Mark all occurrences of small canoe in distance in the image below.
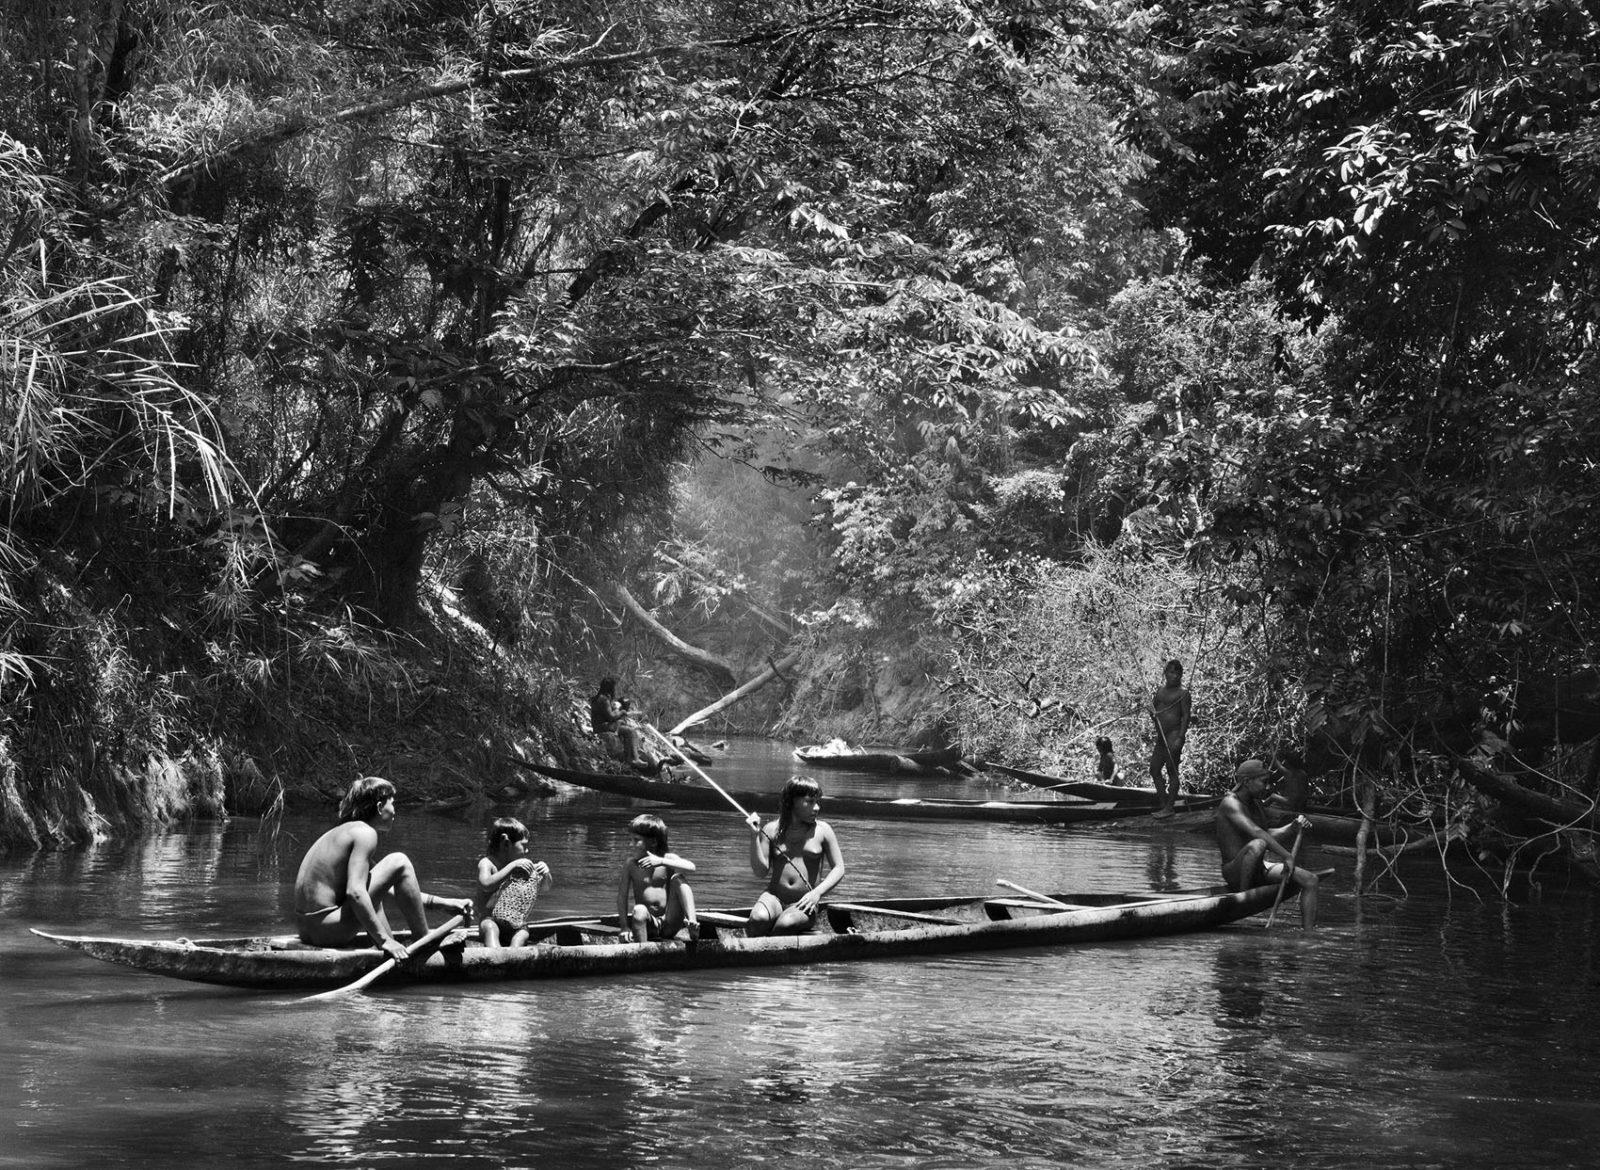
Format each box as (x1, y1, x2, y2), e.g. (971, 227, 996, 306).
(794, 743, 972, 775)
(515, 762, 1214, 824)
(31, 883, 1299, 991)
(980, 761, 1221, 810)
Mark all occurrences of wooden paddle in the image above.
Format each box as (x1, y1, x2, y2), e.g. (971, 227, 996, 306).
(995, 879, 1077, 911)
(300, 914, 465, 1003)
(1265, 827, 1307, 929)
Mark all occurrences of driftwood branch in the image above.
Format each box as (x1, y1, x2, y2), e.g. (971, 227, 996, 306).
(614, 584, 739, 690)
(669, 647, 803, 736)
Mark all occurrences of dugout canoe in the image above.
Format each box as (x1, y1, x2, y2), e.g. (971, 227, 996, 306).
(980, 761, 1221, 809)
(31, 883, 1296, 991)
(793, 743, 972, 775)
(516, 762, 1213, 824)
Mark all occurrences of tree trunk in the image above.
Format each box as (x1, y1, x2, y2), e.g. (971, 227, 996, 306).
(614, 584, 739, 690)
(669, 648, 802, 736)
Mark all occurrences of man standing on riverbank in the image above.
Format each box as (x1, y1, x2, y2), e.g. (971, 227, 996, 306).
(1216, 759, 1318, 929)
(1148, 659, 1192, 817)
(294, 776, 473, 959)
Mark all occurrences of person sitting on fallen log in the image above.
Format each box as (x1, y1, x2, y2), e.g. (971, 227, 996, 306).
(1216, 759, 1319, 929)
(294, 776, 473, 958)
(589, 676, 645, 766)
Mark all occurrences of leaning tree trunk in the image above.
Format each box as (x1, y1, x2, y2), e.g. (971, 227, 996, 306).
(614, 584, 739, 690)
(669, 648, 802, 736)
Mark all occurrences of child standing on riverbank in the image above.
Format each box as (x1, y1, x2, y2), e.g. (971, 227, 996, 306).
(475, 818, 553, 947)
(617, 814, 699, 942)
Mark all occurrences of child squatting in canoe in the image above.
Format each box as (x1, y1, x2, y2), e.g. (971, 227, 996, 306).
(617, 813, 700, 942)
(475, 817, 553, 947)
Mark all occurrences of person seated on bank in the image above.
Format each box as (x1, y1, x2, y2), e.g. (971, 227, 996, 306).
(294, 776, 473, 959)
(1095, 736, 1124, 786)
(617, 813, 699, 942)
(590, 676, 646, 766)
(1216, 758, 1319, 929)
(744, 775, 846, 936)
(475, 817, 553, 948)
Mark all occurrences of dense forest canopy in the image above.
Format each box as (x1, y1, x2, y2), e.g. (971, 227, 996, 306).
(2, 0, 1598, 871)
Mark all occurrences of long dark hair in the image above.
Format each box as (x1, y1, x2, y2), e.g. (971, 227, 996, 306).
(339, 776, 395, 823)
(776, 775, 822, 839)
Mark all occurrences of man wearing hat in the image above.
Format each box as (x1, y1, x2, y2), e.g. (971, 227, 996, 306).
(1216, 758, 1319, 928)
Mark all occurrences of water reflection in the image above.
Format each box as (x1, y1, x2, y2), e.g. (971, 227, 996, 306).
(1145, 836, 1180, 892)
(8, 739, 1600, 1167)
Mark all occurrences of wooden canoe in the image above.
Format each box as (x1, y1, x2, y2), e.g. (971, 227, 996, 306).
(793, 744, 971, 775)
(517, 762, 1215, 824)
(980, 761, 1221, 809)
(31, 883, 1295, 990)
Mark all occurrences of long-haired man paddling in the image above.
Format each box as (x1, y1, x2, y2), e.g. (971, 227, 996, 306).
(294, 776, 473, 960)
(1216, 759, 1318, 929)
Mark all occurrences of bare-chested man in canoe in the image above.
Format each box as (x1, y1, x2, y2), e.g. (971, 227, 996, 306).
(294, 776, 473, 960)
(1216, 759, 1319, 929)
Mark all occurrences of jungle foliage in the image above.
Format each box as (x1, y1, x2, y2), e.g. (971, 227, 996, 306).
(2, 0, 1598, 864)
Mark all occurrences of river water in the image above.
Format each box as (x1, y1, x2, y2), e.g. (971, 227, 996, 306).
(4, 737, 1599, 1168)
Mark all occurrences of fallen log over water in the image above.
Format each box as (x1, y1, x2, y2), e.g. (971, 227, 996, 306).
(1456, 753, 1600, 830)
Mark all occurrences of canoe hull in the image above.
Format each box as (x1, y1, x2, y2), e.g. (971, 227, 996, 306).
(33, 885, 1287, 991)
(519, 762, 1210, 824)
(980, 761, 1222, 808)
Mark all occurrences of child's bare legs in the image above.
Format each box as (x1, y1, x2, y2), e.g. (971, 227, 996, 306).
(627, 903, 654, 942)
(507, 926, 531, 947)
(661, 876, 698, 939)
(479, 918, 504, 948)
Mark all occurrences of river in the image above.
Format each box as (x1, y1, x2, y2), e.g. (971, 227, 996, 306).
(3, 737, 1599, 1168)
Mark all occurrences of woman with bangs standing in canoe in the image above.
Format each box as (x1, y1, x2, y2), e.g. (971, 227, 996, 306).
(744, 775, 846, 936)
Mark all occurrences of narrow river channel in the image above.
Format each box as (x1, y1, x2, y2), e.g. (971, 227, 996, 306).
(4, 738, 1599, 1168)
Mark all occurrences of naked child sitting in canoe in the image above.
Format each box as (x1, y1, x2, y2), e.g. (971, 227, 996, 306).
(294, 776, 473, 960)
(744, 775, 846, 936)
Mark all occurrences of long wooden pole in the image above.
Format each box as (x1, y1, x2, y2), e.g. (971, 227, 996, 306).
(640, 722, 754, 819)
(640, 722, 811, 891)
(299, 914, 465, 1003)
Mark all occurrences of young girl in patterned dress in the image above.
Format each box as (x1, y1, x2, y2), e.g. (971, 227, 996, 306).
(475, 818, 553, 947)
